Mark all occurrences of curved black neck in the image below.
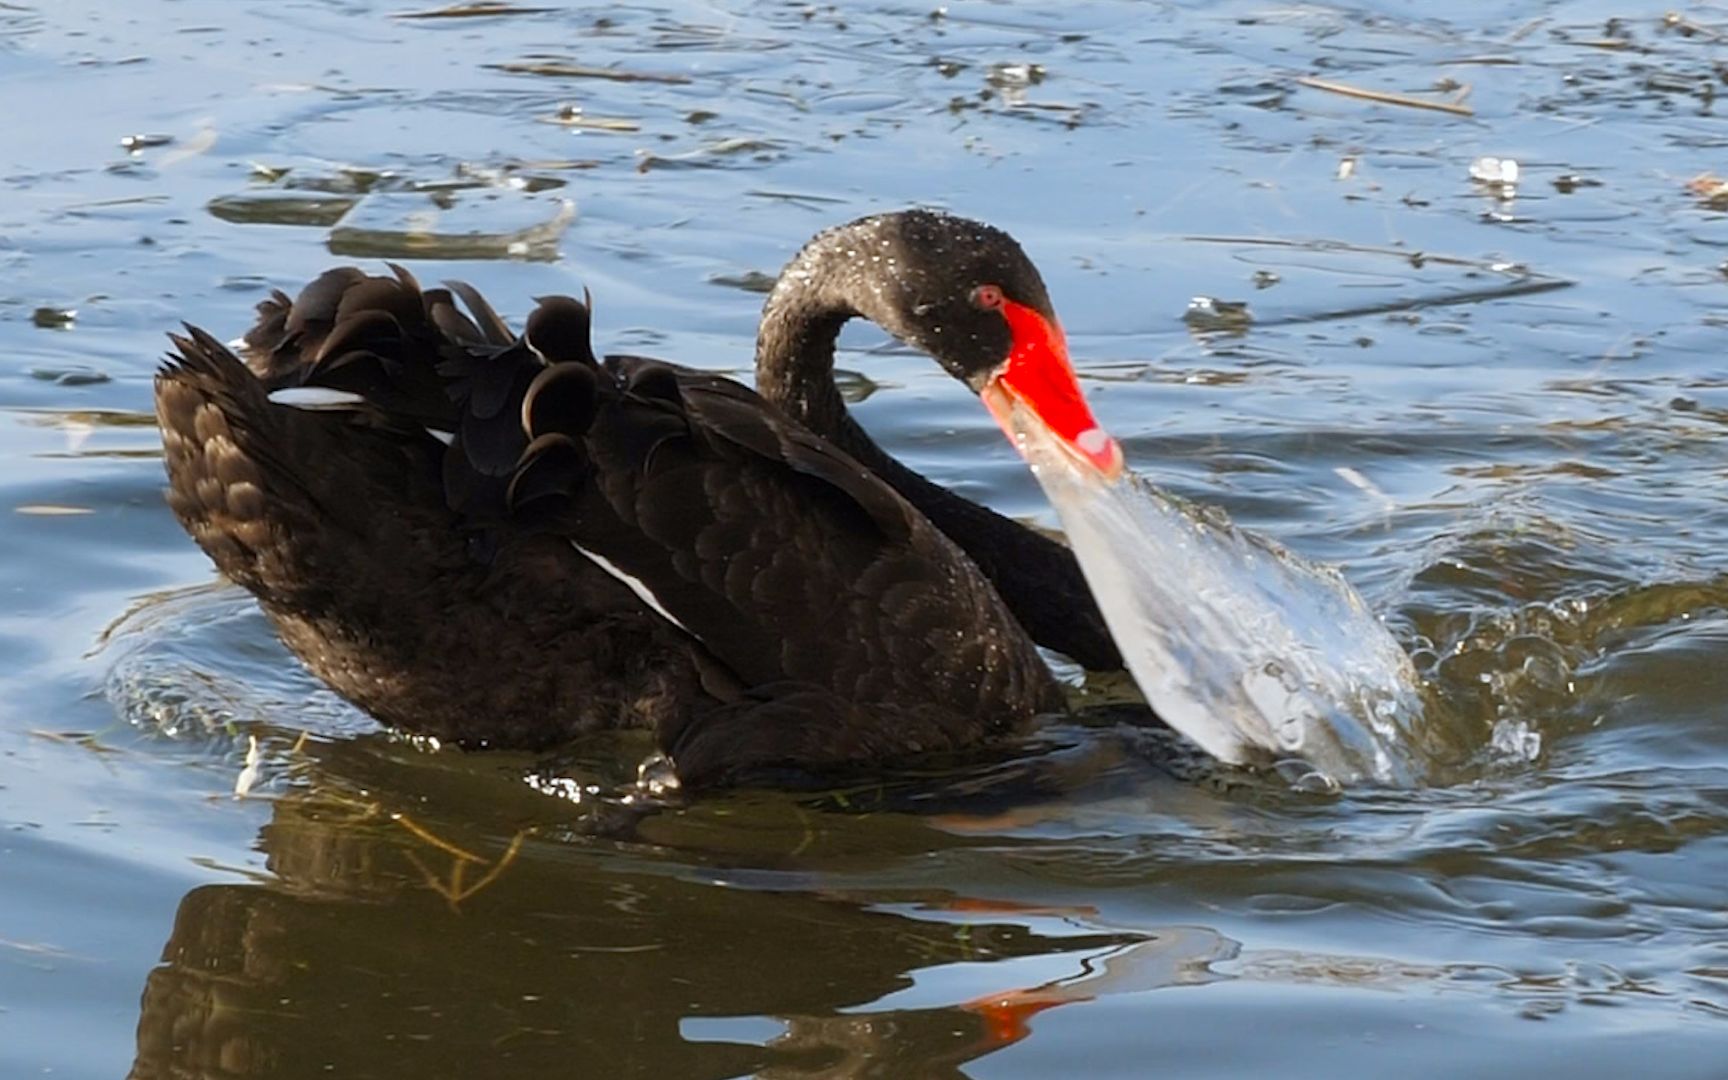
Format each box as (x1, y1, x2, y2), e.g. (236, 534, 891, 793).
(754, 281, 1122, 673)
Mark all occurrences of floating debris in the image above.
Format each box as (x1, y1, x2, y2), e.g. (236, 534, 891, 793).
(487, 58, 692, 85)
(28, 364, 109, 386)
(233, 735, 263, 798)
(16, 504, 95, 516)
(119, 133, 172, 152)
(209, 160, 586, 230)
(1469, 157, 1520, 204)
(985, 62, 1046, 90)
(500, 158, 600, 172)
(1687, 172, 1728, 207)
(745, 188, 848, 210)
(1334, 466, 1394, 520)
(1296, 75, 1474, 117)
(306, 166, 396, 194)
(1663, 11, 1728, 42)
(327, 190, 575, 260)
(1001, 99, 1089, 127)
(31, 306, 76, 329)
(979, 61, 1082, 123)
(1551, 173, 1600, 193)
(157, 124, 219, 168)
(57, 194, 170, 214)
(1178, 236, 1572, 326)
(208, 191, 360, 227)
(396, 1, 557, 17)
(27, 728, 117, 751)
(647, 23, 787, 54)
(707, 270, 777, 294)
(539, 104, 641, 132)
(1469, 156, 1521, 187)
(1336, 155, 1358, 181)
(448, 162, 568, 192)
(1566, 36, 1641, 51)
(1183, 296, 1253, 332)
(635, 137, 781, 172)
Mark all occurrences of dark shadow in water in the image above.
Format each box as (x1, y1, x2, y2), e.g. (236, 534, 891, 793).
(125, 787, 1232, 1080)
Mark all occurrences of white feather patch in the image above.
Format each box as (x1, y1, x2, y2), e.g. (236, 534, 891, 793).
(572, 543, 691, 634)
(268, 387, 368, 408)
(266, 388, 453, 446)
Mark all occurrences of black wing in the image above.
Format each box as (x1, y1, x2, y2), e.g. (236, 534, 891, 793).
(157, 268, 1060, 784)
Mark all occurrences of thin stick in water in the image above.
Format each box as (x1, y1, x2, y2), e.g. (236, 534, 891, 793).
(1296, 76, 1475, 117)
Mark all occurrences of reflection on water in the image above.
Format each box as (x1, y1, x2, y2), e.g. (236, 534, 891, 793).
(118, 716, 1728, 1078)
(4, 0, 1728, 1076)
(103, 583, 1728, 1077)
(128, 789, 1154, 1079)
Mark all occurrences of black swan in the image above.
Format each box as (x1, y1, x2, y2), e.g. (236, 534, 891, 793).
(154, 210, 1126, 788)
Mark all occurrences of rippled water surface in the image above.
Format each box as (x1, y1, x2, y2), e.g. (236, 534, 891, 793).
(4, 1, 1728, 1076)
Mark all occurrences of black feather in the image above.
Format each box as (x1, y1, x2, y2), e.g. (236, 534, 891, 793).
(446, 278, 514, 346)
(524, 295, 597, 366)
(522, 362, 598, 441)
(153, 211, 1098, 790)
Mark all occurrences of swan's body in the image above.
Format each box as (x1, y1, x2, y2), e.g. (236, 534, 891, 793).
(154, 211, 1123, 788)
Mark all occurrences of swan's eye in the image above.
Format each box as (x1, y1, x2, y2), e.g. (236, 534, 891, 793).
(970, 284, 1004, 311)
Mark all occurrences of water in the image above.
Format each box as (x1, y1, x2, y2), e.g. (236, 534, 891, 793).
(3, 1, 1728, 1077)
(1013, 406, 1434, 787)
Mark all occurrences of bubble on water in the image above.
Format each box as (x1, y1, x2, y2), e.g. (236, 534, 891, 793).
(1489, 717, 1542, 763)
(1469, 156, 1520, 187)
(634, 751, 682, 797)
(1272, 758, 1342, 795)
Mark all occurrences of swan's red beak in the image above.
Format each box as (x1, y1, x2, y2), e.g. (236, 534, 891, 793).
(980, 299, 1124, 480)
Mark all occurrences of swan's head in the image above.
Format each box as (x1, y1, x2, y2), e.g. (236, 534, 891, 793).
(794, 209, 1123, 480)
(962, 282, 1124, 483)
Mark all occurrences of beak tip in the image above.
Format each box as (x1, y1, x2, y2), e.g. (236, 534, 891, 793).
(1077, 427, 1125, 480)
(1096, 448, 1125, 481)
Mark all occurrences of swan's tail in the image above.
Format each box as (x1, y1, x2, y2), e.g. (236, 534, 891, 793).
(154, 331, 327, 606)
(152, 275, 643, 750)
(157, 263, 610, 571)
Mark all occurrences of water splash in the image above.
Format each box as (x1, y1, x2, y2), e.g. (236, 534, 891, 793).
(1010, 408, 1435, 786)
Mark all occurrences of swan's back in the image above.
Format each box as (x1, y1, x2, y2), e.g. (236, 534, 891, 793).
(155, 268, 1060, 786)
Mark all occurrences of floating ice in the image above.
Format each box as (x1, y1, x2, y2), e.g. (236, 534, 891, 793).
(328, 190, 575, 261)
